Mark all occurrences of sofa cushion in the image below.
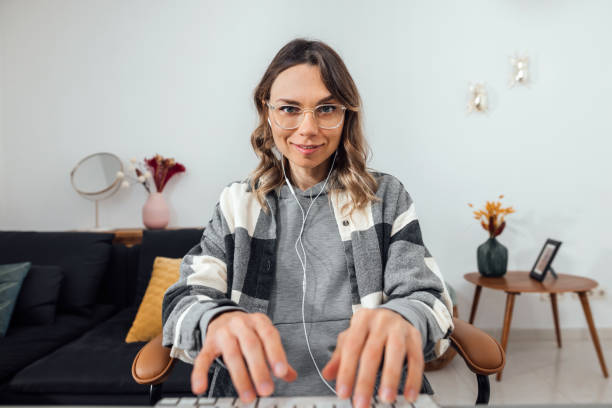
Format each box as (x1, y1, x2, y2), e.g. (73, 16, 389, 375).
(12, 265, 63, 326)
(0, 262, 31, 336)
(134, 229, 203, 306)
(125, 257, 181, 343)
(0, 305, 116, 383)
(7, 307, 192, 395)
(97, 243, 141, 308)
(0, 231, 114, 313)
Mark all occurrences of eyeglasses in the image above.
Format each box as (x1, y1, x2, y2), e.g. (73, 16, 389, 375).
(266, 101, 347, 130)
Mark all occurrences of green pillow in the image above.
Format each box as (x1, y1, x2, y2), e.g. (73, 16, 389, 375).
(0, 262, 31, 336)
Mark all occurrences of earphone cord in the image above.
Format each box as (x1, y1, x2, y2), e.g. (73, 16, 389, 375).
(281, 151, 338, 395)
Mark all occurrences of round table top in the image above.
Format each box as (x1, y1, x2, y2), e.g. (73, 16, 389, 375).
(464, 271, 598, 293)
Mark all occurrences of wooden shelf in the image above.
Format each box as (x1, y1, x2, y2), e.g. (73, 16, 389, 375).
(112, 228, 144, 247)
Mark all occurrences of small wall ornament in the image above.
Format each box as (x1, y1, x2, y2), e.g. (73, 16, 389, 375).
(467, 82, 488, 114)
(509, 54, 529, 87)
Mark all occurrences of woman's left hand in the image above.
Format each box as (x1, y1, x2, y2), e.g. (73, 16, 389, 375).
(321, 308, 424, 408)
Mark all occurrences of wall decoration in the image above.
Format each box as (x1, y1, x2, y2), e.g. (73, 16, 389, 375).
(509, 54, 529, 87)
(467, 82, 488, 114)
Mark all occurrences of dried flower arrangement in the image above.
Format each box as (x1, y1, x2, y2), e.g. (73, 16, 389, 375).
(468, 195, 515, 238)
(117, 154, 186, 194)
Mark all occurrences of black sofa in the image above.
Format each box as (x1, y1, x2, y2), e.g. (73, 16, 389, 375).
(0, 228, 204, 405)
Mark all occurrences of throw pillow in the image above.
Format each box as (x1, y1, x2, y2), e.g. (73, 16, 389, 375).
(0, 262, 31, 336)
(125, 256, 182, 343)
(12, 265, 64, 326)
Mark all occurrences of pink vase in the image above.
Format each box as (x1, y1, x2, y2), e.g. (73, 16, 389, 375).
(142, 192, 170, 229)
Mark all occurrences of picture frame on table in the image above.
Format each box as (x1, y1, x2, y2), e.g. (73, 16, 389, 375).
(529, 239, 562, 282)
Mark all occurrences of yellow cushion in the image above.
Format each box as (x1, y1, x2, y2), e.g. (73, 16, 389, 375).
(125, 256, 182, 343)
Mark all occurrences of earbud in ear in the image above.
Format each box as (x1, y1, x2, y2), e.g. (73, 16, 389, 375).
(267, 117, 272, 127)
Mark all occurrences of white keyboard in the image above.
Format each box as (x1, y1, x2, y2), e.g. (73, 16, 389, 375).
(155, 395, 440, 408)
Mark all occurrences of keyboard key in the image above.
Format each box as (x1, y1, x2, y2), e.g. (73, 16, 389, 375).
(272, 397, 317, 408)
(233, 398, 257, 408)
(197, 397, 217, 405)
(178, 397, 198, 407)
(395, 394, 439, 408)
(158, 398, 180, 406)
(214, 397, 237, 407)
(256, 397, 278, 408)
(310, 396, 337, 408)
(332, 398, 353, 408)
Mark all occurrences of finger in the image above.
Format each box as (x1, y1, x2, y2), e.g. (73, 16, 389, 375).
(353, 336, 386, 408)
(233, 321, 275, 397)
(191, 345, 218, 395)
(282, 364, 298, 382)
(252, 314, 297, 382)
(403, 337, 424, 403)
(377, 333, 406, 403)
(221, 337, 257, 403)
(322, 332, 345, 380)
(336, 327, 368, 399)
(321, 347, 341, 381)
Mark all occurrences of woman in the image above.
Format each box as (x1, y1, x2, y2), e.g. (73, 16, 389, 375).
(161, 39, 453, 408)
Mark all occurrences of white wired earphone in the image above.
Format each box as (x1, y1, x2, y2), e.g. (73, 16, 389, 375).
(207, 149, 337, 398)
(280, 147, 339, 395)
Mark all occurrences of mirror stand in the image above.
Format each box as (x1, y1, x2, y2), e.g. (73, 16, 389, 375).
(70, 152, 123, 231)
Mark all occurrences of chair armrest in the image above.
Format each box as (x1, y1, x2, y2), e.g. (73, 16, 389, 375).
(132, 333, 177, 385)
(449, 318, 505, 375)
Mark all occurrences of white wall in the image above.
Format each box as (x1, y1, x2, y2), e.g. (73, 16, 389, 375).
(1, 0, 610, 330)
(0, 28, 4, 222)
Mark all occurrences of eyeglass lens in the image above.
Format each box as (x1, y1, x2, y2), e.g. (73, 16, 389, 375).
(272, 105, 344, 129)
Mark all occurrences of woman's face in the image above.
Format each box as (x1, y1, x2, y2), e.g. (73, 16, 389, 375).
(267, 64, 344, 179)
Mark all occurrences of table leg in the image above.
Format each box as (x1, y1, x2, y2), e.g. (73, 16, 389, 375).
(577, 291, 609, 378)
(497, 292, 517, 382)
(550, 293, 562, 348)
(469, 285, 482, 324)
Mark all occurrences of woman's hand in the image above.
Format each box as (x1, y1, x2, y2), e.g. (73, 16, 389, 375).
(321, 308, 424, 407)
(191, 311, 297, 402)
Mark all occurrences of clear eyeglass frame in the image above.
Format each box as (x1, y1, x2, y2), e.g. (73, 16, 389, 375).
(266, 101, 347, 130)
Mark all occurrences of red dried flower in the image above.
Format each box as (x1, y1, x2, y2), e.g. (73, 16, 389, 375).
(144, 154, 186, 193)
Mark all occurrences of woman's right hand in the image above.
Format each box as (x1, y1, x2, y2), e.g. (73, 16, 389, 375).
(191, 311, 297, 402)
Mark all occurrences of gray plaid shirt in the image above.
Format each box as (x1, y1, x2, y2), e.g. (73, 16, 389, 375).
(162, 171, 453, 395)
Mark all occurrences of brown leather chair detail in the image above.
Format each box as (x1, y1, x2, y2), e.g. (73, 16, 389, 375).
(449, 318, 505, 375)
(132, 333, 175, 386)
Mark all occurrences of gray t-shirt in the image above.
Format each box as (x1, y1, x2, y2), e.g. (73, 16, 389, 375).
(268, 178, 353, 396)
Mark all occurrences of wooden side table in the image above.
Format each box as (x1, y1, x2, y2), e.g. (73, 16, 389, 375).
(464, 271, 609, 381)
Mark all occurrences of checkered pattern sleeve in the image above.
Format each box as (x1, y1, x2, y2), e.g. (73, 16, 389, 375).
(161, 199, 246, 364)
(377, 182, 454, 361)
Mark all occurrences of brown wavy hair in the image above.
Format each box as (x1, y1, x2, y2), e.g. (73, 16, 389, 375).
(249, 38, 380, 217)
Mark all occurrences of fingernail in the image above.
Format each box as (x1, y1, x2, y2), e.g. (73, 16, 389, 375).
(274, 362, 287, 377)
(407, 388, 418, 403)
(380, 386, 395, 402)
(241, 390, 255, 402)
(259, 381, 274, 395)
(353, 395, 368, 408)
(337, 384, 349, 399)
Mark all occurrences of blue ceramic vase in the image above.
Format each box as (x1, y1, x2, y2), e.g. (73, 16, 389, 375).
(477, 237, 508, 277)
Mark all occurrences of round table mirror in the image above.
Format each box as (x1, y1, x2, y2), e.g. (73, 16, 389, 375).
(70, 152, 123, 229)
